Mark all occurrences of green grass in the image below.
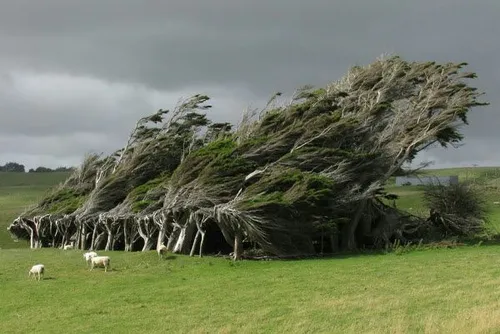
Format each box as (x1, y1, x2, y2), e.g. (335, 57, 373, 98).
(2, 246, 500, 333)
(2, 169, 500, 332)
(0, 172, 70, 248)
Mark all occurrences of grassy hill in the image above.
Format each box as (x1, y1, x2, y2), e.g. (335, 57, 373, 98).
(0, 172, 71, 248)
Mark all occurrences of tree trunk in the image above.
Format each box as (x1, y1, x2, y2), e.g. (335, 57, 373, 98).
(233, 232, 243, 261)
(190, 230, 200, 257)
(111, 231, 122, 250)
(199, 231, 206, 258)
(74, 224, 82, 250)
(103, 218, 114, 251)
(61, 234, 66, 249)
(29, 229, 35, 249)
(138, 218, 156, 252)
(123, 219, 139, 252)
(157, 221, 168, 250)
(80, 224, 87, 250)
(330, 233, 339, 253)
(173, 221, 196, 254)
(33, 219, 41, 248)
(166, 226, 180, 251)
(341, 199, 367, 251)
(173, 227, 186, 253)
(124, 220, 131, 252)
(105, 231, 113, 251)
(142, 238, 154, 251)
(94, 232, 106, 250)
(90, 224, 98, 251)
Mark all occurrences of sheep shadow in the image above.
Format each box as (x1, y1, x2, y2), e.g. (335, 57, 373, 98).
(163, 255, 177, 260)
(43, 276, 56, 280)
(88, 268, 120, 272)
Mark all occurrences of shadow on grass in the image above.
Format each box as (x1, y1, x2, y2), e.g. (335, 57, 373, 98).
(461, 238, 500, 247)
(239, 249, 390, 262)
(238, 238, 500, 262)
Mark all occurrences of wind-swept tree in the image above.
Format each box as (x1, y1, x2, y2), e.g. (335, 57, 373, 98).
(9, 55, 488, 257)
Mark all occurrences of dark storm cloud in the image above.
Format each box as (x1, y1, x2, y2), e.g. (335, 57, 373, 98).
(0, 0, 498, 168)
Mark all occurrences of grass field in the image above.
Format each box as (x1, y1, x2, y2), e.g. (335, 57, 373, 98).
(2, 169, 500, 332)
(3, 246, 500, 333)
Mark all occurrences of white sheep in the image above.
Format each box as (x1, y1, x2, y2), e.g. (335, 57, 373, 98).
(63, 241, 74, 250)
(28, 264, 45, 281)
(157, 244, 168, 259)
(83, 251, 98, 267)
(90, 256, 111, 272)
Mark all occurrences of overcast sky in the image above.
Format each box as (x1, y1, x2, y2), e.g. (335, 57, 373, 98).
(1, 0, 498, 170)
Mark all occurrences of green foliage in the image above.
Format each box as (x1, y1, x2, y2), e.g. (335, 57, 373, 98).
(171, 139, 239, 187)
(39, 188, 87, 214)
(128, 174, 170, 213)
(422, 181, 489, 237)
(131, 200, 155, 213)
(236, 135, 270, 152)
(238, 169, 334, 211)
(129, 174, 169, 200)
(424, 182, 488, 220)
(200, 154, 256, 184)
(192, 138, 236, 158)
(283, 173, 335, 209)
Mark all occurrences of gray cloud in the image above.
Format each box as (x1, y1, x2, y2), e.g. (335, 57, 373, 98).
(0, 0, 498, 169)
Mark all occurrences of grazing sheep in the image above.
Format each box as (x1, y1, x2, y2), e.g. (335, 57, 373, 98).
(90, 256, 111, 272)
(63, 241, 74, 250)
(157, 244, 168, 259)
(83, 251, 98, 267)
(28, 264, 45, 281)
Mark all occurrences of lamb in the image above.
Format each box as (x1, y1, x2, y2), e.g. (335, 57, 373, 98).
(157, 244, 168, 259)
(28, 264, 45, 281)
(83, 251, 98, 267)
(63, 241, 74, 250)
(89, 256, 111, 272)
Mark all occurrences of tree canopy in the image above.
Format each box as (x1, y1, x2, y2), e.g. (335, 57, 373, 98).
(8, 55, 488, 259)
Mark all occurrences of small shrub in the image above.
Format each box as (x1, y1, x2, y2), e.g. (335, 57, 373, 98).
(423, 181, 489, 237)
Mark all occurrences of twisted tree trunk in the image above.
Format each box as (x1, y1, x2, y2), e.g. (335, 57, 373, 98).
(123, 217, 139, 251)
(138, 216, 156, 251)
(190, 230, 200, 257)
(90, 223, 98, 251)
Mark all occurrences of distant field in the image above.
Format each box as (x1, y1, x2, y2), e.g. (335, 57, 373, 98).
(0, 172, 70, 248)
(385, 167, 500, 236)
